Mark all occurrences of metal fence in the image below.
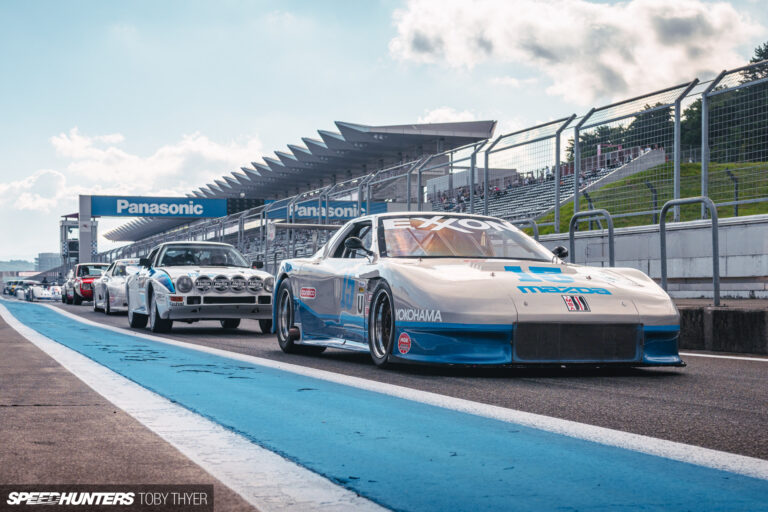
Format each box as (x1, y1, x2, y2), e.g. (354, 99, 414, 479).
(68, 59, 767, 278)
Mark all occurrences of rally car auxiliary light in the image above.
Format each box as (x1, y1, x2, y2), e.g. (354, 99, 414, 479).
(195, 276, 212, 294)
(213, 275, 230, 293)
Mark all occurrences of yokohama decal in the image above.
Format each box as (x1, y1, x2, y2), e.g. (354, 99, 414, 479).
(300, 287, 316, 300)
(398, 332, 412, 354)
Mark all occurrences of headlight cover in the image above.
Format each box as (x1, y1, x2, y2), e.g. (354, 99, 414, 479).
(195, 276, 212, 294)
(247, 276, 263, 293)
(230, 275, 247, 292)
(176, 275, 193, 293)
(264, 276, 275, 293)
(213, 275, 230, 293)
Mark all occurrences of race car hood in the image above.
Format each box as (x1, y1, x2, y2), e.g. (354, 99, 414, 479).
(157, 266, 272, 280)
(379, 258, 678, 326)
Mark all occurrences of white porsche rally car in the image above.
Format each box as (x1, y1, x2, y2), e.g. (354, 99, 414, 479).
(274, 212, 684, 369)
(93, 258, 142, 314)
(126, 241, 274, 333)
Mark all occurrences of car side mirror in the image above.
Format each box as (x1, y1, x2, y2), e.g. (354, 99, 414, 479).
(552, 246, 568, 259)
(252, 260, 264, 270)
(139, 257, 151, 268)
(344, 237, 373, 256)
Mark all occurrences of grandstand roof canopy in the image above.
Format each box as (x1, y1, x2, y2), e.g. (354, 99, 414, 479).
(104, 120, 495, 242)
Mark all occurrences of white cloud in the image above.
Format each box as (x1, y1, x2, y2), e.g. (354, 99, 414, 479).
(390, 0, 763, 104)
(417, 106, 476, 123)
(0, 129, 265, 259)
(47, 127, 263, 198)
(489, 76, 537, 88)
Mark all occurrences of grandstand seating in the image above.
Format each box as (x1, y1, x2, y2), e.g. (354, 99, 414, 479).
(431, 149, 664, 221)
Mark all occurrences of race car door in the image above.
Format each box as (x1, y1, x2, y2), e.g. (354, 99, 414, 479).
(298, 220, 373, 347)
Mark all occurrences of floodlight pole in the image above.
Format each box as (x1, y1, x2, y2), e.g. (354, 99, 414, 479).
(554, 114, 577, 232)
(483, 135, 505, 215)
(573, 108, 596, 217)
(672, 79, 699, 222)
(700, 71, 727, 219)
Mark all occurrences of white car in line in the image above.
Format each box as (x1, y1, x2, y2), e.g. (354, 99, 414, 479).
(93, 258, 142, 314)
(125, 241, 274, 333)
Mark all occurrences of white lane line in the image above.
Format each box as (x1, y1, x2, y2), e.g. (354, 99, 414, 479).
(680, 352, 768, 362)
(40, 302, 768, 481)
(0, 303, 386, 512)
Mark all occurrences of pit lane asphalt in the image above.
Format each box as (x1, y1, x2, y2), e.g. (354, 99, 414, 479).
(50, 301, 768, 461)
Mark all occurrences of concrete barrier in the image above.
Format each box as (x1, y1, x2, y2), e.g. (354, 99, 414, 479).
(678, 305, 768, 355)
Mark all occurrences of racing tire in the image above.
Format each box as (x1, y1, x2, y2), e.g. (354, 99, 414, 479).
(149, 292, 173, 333)
(220, 319, 240, 329)
(73, 293, 82, 306)
(368, 281, 396, 369)
(258, 319, 272, 334)
(104, 290, 112, 315)
(127, 290, 148, 329)
(61, 293, 66, 304)
(275, 279, 325, 355)
(93, 293, 101, 312)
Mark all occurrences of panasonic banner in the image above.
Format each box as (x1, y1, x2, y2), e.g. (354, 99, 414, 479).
(78, 195, 228, 264)
(264, 199, 387, 220)
(90, 196, 227, 218)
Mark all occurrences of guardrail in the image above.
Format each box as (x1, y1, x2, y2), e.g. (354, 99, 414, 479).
(660, 197, 720, 306)
(510, 219, 539, 241)
(568, 209, 615, 266)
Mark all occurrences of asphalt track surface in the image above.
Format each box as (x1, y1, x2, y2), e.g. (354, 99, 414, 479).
(50, 301, 768, 461)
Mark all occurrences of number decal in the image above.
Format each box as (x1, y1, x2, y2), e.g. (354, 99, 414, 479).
(504, 266, 574, 283)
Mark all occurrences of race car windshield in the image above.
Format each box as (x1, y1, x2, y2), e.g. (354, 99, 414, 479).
(113, 265, 141, 277)
(78, 265, 107, 276)
(380, 216, 553, 261)
(158, 245, 249, 267)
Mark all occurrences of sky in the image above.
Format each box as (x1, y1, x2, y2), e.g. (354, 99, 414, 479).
(0, 0, 765, 261)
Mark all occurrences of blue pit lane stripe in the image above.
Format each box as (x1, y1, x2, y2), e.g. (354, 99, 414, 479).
(3, 300, 767, 512)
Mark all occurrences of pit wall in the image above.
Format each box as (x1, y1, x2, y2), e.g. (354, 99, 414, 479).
(538, 214, 768, 299)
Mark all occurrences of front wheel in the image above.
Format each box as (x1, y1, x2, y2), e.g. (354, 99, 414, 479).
(275, 279, 324, 355)
(93, 291, 101, 312)
(368, 281, 396, 368)
(104, 290, 112, 315)
(221, 319, 240, 329)
(73, 292, 82, 306)
(149, 292, 173, 333)
(127, 289, 148, 329)
(258, 319, 272, 334)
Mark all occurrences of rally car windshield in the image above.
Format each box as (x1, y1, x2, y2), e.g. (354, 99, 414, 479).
(158, 245, 249, 267)
(380, 216, 554, 261)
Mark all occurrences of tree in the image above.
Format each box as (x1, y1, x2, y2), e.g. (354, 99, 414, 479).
(742, 41, 768, 81)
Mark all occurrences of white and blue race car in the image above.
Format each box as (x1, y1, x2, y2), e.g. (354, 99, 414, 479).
(273, 212, 683, 369)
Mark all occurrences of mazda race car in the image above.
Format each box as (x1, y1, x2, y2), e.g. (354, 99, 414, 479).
(126, 241, 274, 333)
(273, 212, 684, 368)
(63, 263, 109, 305)
(93, 258, 142, 314)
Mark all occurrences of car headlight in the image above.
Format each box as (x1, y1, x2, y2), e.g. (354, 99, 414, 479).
(247, 276, 263, 293)
(264, 276, 275, 293)
(195, 276, 212, 294)
(213, 275, 230, 293)
(176, 275, 193, 293)
(230, 276, 247, 292)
